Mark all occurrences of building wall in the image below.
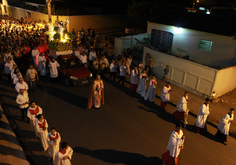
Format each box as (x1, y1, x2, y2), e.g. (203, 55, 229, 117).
(143, 47, 218, 96)
(147, 22, 236, 69)
(212, 65, 236, 96)
(68, 14, 131, 34)
(5, 5, 131, 34)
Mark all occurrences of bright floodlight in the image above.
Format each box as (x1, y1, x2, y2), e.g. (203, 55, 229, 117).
(206, 11, 210, 14)
(174, 27, 183, 33)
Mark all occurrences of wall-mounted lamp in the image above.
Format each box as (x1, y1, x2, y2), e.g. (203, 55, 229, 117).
(174, 27, 183, 34)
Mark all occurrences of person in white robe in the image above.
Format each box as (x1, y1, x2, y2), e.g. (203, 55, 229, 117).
(48, 127, 61, 161)
(130, 67, 138, 92)
(194, 98, 211, 133)
(35, 114, 49, 151)
(32, 47, 39, 68)
(48, 57, 60, 84)
(173, 92, 189, 124)
(137, 70, 148, 97)
(79, 52, 87, 66)
(162, 123, 185, 165)
(15, 77, 29, 95)
(144, 75, 157, 102)
(54, 142, 73, 165)
(215, 108, 234, 144)
(27, 101, 43, 132)
(161, 82, 172, 109)
(38, 52, 47, 76)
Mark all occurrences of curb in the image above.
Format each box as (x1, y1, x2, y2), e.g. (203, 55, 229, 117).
(0, 103, 30, 165)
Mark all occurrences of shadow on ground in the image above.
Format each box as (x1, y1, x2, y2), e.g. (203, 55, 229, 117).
(74, 147, 162, 165)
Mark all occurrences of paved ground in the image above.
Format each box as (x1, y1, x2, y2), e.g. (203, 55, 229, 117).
(1, 72, 236, 165)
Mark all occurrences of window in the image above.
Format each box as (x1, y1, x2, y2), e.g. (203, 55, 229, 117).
(150, 29, 173, 52)
(198, 39, 212, 52)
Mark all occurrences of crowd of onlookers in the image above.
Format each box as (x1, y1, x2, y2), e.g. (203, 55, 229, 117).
(0, 14, 74, 164)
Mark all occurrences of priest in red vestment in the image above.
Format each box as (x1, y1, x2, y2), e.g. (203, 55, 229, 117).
(87, 74, 104, 109)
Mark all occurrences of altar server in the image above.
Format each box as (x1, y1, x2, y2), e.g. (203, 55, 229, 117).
(137, 70, 148, 97)
(48, 57, 60, 84)
(173, 92, 189, 124)
(54, 142, 73, 165)
(162, 123, 185, 165)
(35, 114, 49, 151)
(130, 67, 138, 92)
(27, 101, 42, 129)
(194, 98, 211, 133)
(48, 127, 61, 161)
(161, 82, 172, 109)
(144, 75, 157, 102)
(215, 108, 234, 144)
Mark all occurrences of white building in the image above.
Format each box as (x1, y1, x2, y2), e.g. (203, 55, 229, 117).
(147, 11, 236, 69)
(114, 11, 236, 97)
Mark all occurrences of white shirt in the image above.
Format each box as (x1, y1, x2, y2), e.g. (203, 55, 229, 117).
(38, 56, 46, 63)
(32, 49, 39, 57)
(74, 51, 80, 58)
(110, 63, 116, 72)
(79, 55, 87, 64)
(48, 61, 60, 78)
(4, 61, 15, 74)
(89, 51, 96, 61)
(15, 81, 29, 93)
(16, 93, 29, 109)
(120, 66, 126, 76)
(126, 58, 132, 66)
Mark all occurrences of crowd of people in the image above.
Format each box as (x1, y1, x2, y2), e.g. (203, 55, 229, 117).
(0, 14, 235, 165)
(0, 15, 74, 165)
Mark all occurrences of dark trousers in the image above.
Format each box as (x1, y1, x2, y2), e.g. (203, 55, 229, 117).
(109, 72, 116, 81)
(29, 80, 36, 92)
(50, 77, 58, 84)
(20, 107, 29, 121)
(6, 73, 11, 83)
(117, 76, 125, 86)
(145, 65, 151, 76)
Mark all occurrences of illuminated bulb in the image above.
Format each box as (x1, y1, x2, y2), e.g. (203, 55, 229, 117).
(174, 27, 183, 34)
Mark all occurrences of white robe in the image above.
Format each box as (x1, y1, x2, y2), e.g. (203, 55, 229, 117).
(161, 86, 171, 102)
(54, 146, 73, 165)
(32, 49, 39, 68)
(130, 69, 138, 84)
(167, 130, 184, 157)
(137, 73, 147, 97)
(218, 113, 234, 135)
(176, 96, 188, 112)
(35, 119, 49, 151)
(38, 56, 47, 76)
(48, 61, 60, 78)
(27, 105, 43, 131)
(144, 79, 157, 102)
(48, 132, 61, 161)
(195, 104, 210, 128)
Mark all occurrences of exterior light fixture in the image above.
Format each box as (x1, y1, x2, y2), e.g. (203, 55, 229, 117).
(174, 27, 183, 34)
